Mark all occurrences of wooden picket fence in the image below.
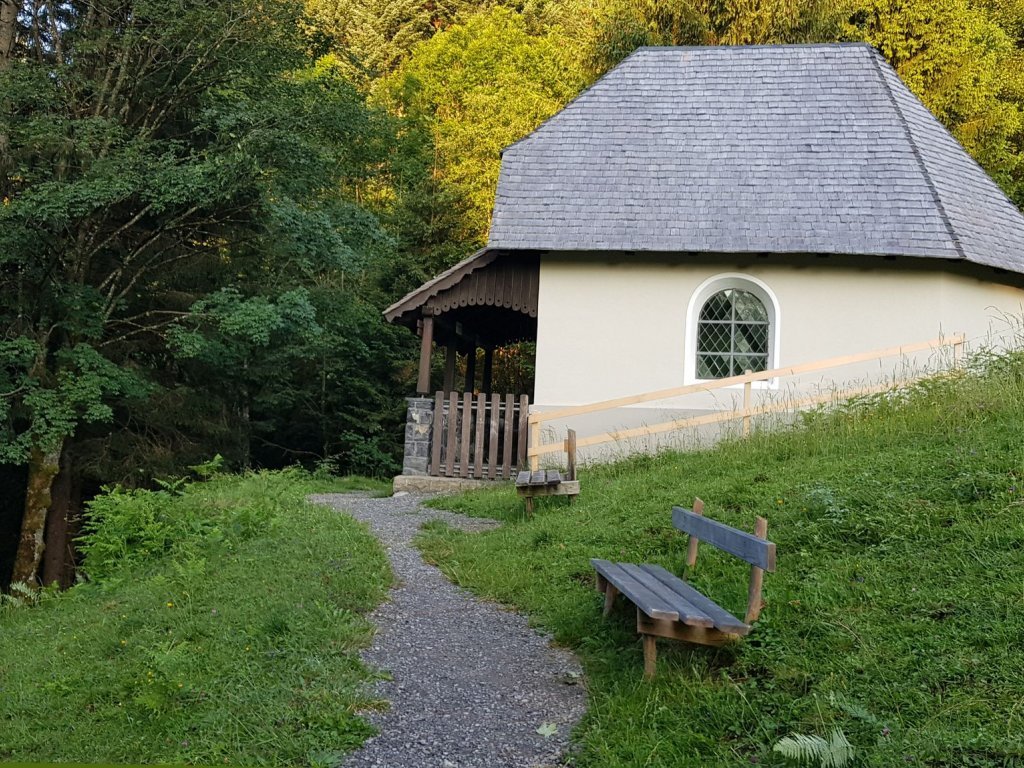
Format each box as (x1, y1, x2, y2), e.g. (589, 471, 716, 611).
(429, 392, 529, 479)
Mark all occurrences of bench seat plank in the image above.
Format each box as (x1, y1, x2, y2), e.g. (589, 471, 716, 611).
(529, 470, 546, 486)
(544, 470, 562, 485)
(515, 470, 531, 487)
(591, 559, 678, 621)
(617, 564, 713, 628)
(640, 564, 751, 635)
(515, 480, 580, 499)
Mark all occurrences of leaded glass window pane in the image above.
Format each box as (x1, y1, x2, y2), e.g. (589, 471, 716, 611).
(696, 289, 770, 378)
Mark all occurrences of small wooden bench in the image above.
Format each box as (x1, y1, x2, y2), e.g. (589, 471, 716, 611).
(591, 498, 776, 679)
(515, 429, 580, 515)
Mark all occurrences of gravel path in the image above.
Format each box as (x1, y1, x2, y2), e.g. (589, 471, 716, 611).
(309, 492, 586, 768)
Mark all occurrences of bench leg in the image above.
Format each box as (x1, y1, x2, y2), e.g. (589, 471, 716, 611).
(525, 496, 534, 517)
(602, 584, 619, 617)
(642, 634, 657, 680)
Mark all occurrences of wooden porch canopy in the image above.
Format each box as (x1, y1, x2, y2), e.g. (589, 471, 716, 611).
(384, 248, 540, 394)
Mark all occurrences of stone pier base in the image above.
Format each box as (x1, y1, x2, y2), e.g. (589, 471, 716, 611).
(402, 397, 434, 476)
(393, 475, 497, 494)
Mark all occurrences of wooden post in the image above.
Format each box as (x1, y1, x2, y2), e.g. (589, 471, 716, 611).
(502, 393, 515, 479)
(742, 369, 752, 437)
(953, 335, 964, 368)
(473, 393, 486, 479)
(443, 340, 456, 394)
(745, 516, 769, 624)
(482, 346, 494, 393)
(529, 420, 540, 471)
(417, 316, 434, 395)
(685, 497, 704, 572)
(642, 628, 657, 680)
(603, 583, 619, 616)
(487, 393, 500, 480)
(459, 392, 472, 478)
(445, 391, 458, 477)
(517, 394, 530, 469)
(565, 428, 577, 482)
(430, 391, 444, 475)
(465, 344, 477, 392)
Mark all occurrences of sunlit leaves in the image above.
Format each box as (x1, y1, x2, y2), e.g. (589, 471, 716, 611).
(381, 7, 588, 242)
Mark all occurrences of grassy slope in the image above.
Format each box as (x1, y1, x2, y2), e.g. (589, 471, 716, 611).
(418, 356, 1024, 767)
(0, 472, 391, 766)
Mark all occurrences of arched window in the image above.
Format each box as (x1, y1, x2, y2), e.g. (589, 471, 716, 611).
(684, 274, 780, 384)
(696, 288, 770, 378)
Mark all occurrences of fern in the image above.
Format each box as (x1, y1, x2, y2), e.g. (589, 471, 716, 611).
(828, 691, 883, 728)
(773, 727, 855, 768)
(0, 581, 42, 611)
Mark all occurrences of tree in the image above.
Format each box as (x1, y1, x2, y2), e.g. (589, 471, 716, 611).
(854, 0, 1024, 204)
(0, 0, 399, 584)
(305, 0, 471, 83)
(586, 0, 856, 72)
(381, 7, 589, 243)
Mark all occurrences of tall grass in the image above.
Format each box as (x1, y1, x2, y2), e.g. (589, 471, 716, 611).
(418, 351, 1024, 767)
(0, 471, 391, 766)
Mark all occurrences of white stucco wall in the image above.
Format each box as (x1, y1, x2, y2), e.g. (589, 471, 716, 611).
(531, 255, 1024, 459)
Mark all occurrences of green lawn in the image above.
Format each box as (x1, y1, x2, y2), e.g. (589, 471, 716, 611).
(418, 353, 1024, 767)
(0, 471, 391, 766)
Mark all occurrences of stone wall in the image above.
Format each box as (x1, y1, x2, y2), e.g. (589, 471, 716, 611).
(402, 397, 434, 475)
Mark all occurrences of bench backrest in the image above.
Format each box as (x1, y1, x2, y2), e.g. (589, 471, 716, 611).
(672, 506, 776, 572)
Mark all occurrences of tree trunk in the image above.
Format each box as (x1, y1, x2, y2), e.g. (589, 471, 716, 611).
(41, 442, 76, 588)
(0, 0, 16, 70)
(0, 0, 17, 192)
(12, 441, 64, 585)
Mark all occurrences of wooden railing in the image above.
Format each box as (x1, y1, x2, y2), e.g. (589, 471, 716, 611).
(430, 392, 529, 479)
(527, 334, 966, 468)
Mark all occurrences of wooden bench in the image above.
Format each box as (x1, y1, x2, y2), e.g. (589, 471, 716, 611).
(591, 498, 776, 679)
(515, 429, 580, 515)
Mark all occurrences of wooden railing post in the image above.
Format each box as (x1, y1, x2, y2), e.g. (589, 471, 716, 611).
(529, 419, 540, 471)
(517, 395, 530, 470)
(953, 334, 965, 367)
(742, 369, 752, 437)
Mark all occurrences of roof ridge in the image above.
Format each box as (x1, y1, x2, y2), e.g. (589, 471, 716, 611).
(867, 48, 966, 261)
(635, 42, 873, 51)
(501, 43, 878, 158)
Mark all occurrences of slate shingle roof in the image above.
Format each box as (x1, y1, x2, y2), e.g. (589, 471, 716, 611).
(488, 43, 1024, 273)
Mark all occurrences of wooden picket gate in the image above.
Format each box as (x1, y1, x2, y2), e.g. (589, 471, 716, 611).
(429, 392, 529, 479)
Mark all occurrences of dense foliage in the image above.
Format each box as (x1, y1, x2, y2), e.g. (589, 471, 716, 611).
(0, 471, 392, 764)
(418, 351, 1024, 766)
(4, 0, 1024, 585)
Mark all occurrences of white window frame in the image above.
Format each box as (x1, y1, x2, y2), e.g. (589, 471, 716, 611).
(684, 273, 781, 389)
